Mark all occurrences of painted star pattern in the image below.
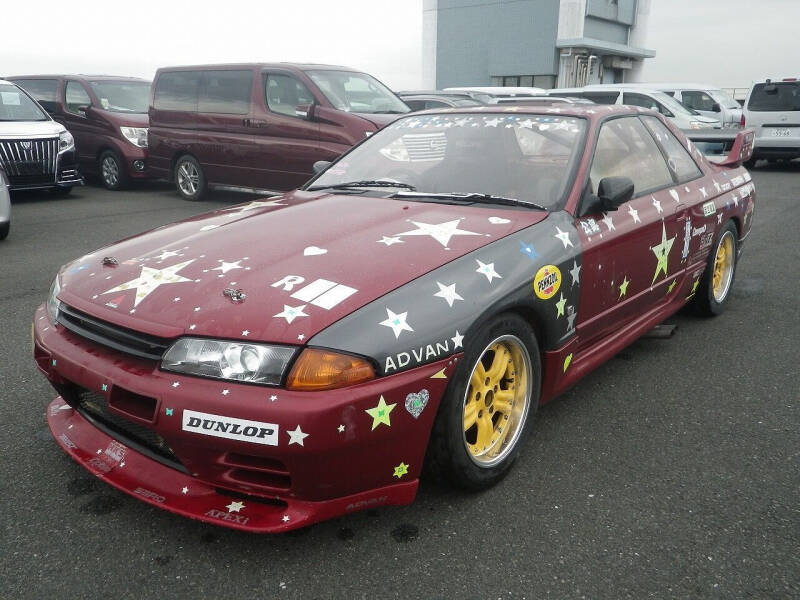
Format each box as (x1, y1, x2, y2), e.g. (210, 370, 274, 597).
(554, 226, 574, 248)
(602, 212, 616, 232)
(211, 260, 243, 274)
(519, 241, 538, 260)
(619, 276, 630, 298)
(227, 199, 287, 214)
(377, 236, 404, 246)
(451, 330, 464, 349)
(380, 308, 414, 338)
(366, 395, 396, 430)
(394, 219, 480, 248)
(628, 205, 641, 224)
(434, 282, 463, 307)
(476, 260, 502, 283)
(287, 425, 309, 446)
(274, 304, 308, 324)
(569, 260, 581, 286)
(650, 222, 676, 284)
(555, 293, 566, 318)
(226, 501, 245, 513)
(652, 197, 663, 214)
(102, 260, 195, 307)
(393, 462, 409, 478)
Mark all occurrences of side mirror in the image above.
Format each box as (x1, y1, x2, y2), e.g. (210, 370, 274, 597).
(711, 102, 721, 113)
(295, 103, 316, 120)
(77, 105, 91, 116)
(597, 177, 634, 210)
(312, 160, 331, 175)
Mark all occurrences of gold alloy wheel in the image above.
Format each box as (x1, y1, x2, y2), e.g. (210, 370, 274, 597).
(712, 231, 735, 302)
(462, 335, 532, 467)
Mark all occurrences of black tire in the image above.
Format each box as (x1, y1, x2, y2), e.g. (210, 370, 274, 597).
(693, 220, 738, 316)
(425, 313, 541, 490)
(0, 221, 9, 240)
(173, 155, 207, 201)
(99, 150, 128, 190)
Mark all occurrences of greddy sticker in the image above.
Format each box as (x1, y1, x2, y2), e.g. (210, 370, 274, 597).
(533, 265, 561, 300)
(182, 410, 279, 446)
(702, 201, 716, 217)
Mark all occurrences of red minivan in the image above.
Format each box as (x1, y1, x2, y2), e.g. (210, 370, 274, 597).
(9, 75, 152, 190)
(147, 63, 410, 200)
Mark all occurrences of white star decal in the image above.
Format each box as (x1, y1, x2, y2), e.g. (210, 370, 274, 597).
(569, 260, 581, 286)
(102, 260, 195, 307)
(377, 236, 404, 246)
(652, 197, 663, 214)
(155, 249, 181, 261)
(434, 282, 463, 307)
(270, 395, 278, 401)
(484, 117, 501, 127)
(337, 424, 345, 433)
(394, 219, 480, 248)
(628, 204, 641, 223)
(172, 382, 180, 388)
(713, 180, 721, 192)
(287, 425, 309, 446)
(226, 501, 245, 513)
(476, 259, 502, 283)
(602, 212, 616, 232)
(451, 330, 464, 349)
(554, 226, 574, 248)
(222, 389, 230, 396)
(212, 260, 243, 274)
(226, 199, 287, 214)
(241, 330, 249, 336)
(717, 213, 723, 224)
(519, 118, 535, 128)
(379, 308, 414, 338)
(273, 304, 309, 324)
(297, 334, 305, 341)
(282, 515, 290, 523)
(700, 187, 708, 198)
(181, 486, 188, 494)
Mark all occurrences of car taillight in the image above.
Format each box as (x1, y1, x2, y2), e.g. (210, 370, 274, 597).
(740, 113, 746, 128)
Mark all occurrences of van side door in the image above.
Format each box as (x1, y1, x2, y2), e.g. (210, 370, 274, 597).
(63, 80, 102, 171)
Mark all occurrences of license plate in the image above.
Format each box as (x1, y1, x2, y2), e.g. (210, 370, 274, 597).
(771, 128, 791, 137)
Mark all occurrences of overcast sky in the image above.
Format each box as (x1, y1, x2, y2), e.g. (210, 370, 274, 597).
(1, 0, 795, 91)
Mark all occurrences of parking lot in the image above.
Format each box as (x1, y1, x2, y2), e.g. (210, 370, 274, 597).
(1, 168, 798, 599)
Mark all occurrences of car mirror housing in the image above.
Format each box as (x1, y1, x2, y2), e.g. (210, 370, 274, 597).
(597, 177, 634, 210)
(295, 103, 316, 120)
(312, 160, 332, 174)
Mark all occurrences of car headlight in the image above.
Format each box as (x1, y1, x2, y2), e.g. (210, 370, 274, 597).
(46, 275, 62, 324)
(58, 131, 74, 152)
(162, 337, 296, 385)
(120, 127, 148, 148)
(689, 121, 711, 130)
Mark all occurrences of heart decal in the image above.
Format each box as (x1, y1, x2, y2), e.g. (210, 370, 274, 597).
(488, 216, 511, 225)
(669, 189, 679, 203)
(303, 246, 327, 256)
(405, 389, 429, 419)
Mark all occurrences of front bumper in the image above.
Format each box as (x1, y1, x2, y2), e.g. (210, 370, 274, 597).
(33, 305, 453, 532)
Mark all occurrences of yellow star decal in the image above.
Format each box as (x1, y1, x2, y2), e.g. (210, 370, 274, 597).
(650, 222, 676, 284)
(393, 462, 409, 478)
(691, 279, 700, 294)
(555, 293, 566, 318)
(667, 280, 677, 294)
(365, 395, 396, 430)
(619, 276, 630, 299)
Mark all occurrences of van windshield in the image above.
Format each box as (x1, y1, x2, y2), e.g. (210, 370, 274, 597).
(708, 89, 740, 109)
(89, 81, 151, 113)
(0, 83, 48, 121)
(748, 82, 800, 112)
(307, 70, 410, 115)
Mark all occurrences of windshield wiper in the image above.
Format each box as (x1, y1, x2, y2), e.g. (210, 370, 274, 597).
(392, 191, 548, 211)
(308, 180, 416, 191)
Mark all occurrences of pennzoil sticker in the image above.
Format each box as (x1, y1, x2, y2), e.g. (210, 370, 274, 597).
(533, 265, 561, 300)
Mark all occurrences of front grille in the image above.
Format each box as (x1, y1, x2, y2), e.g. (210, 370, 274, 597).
(62, 383, 185, 472)
(58, 303, 173, 361)
(0, 138, 58, 185)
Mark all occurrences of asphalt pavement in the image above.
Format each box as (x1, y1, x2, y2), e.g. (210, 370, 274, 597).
(1, 170, 798, 599)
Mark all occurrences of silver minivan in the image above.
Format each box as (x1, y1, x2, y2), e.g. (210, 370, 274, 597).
(547, 86, 721, 129)
(612, 83, 742, 128)
(743, 79, 800, 166)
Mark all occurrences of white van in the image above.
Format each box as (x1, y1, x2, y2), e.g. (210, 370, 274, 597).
(604, 83, 742, 128)
(742, 78, 800, 166)
(547, 86, 721, 129)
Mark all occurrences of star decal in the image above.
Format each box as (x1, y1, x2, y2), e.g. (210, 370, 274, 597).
(393, 462, 409, 478)
(241, 330, 249, 337)
(337, 424, 345, 433)
(717, 213, 723, 225)
(519, 241, 538, 260)
(269, 395, 278, 401)
(212, 260, 243, 274)
(569, 260, 581, 286)
(377, 235, 404, 246)
(566, 311, 577, 331)
(666, 280, 677, 294)
(181, 486, 188, 494)
(555, 293, 566, 318)
(287, 425, 309, 446)
(689, 279, 700, 296)
(393, 219, 480, 248)
(484, 117, 501, 127)
(554, 226, 574, 248)
(476, 259, 502, 283)
(652, 197, 663, 214)
(227, 199, 287, 214)
(700, 187, 708, 198)
(226, 501, 245, 513)
(102, 260, 195, 307)
(165, 408, 174, 416)
(601, 212, 615, 232)
(619, 276, 630, 298)
(433, 282, 463, 307)
(365, 395, 396, 430)
(628, 204, 641, 224)
(451, 330, 465, 349)
(154, 249, 181, 261)
(282, 515, 290, 523)
(379, 308, 414, 338)
(273, 304, 308, 324)
(650, 222, 676, 284)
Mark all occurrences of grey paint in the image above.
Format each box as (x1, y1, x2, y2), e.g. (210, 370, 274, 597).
(583, 16, 629, 45)
(586, 0, 636, 24)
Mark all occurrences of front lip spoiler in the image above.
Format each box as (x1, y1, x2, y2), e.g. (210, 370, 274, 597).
(47, 397, 418, 533)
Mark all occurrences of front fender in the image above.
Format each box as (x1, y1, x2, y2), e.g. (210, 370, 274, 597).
(309, 211, 582, 376)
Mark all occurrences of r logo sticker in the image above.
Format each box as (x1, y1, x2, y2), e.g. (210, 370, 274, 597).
(533, 265, 561, 300)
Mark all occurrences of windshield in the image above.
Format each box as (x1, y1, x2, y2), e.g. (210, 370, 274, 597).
(89, 80, 151, 113)
(708, 89, 740, 109)
(0, 83, 48, 121)
(748, 82, 800, 112)
(308, 112, 587, 209)
(306, 70, 410, 114)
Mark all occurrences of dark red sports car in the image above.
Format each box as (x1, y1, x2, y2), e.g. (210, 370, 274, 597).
(34, 105, 755, 532)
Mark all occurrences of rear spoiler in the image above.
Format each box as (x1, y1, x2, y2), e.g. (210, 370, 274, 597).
(683, 128, 755, 167)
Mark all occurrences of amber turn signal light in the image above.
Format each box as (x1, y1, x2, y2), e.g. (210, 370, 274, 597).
(286, 349, 375, 391)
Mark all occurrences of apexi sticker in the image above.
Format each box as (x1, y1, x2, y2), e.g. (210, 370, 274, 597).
(702, 201, 716, 217)
(205, 509, 249, 525)
(182, 410, 279, 446)
(271, 275, 357, 309)
(533, 265, 561, 300)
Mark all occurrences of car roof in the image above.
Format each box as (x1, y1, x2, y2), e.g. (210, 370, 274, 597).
(397, 90, 473, 97)
(8, 74, 150, 83)
(410, 104, 654, 120)
(444, 86, 547, 95)
(589, 82, 723, 91)
(154, 62, 361, 73)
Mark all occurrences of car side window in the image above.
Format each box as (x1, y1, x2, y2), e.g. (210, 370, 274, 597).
(623, 93, 674, 117)
(641, 116, 703, 183)
(265, 74, 315, 118)
(682, 91, 717, 112)
(582, 92, 620, 104)
(405, 99, 425, 111)
(154, 71, 201, 112)
(589, 117, 674, 198)
(13, 79, 59, 105)
(197, 70, 253, 115)
(65, 81, 91, 114)
(425, 100, 449, 109)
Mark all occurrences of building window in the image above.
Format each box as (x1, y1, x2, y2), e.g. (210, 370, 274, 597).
(490, 75, 555, 89)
